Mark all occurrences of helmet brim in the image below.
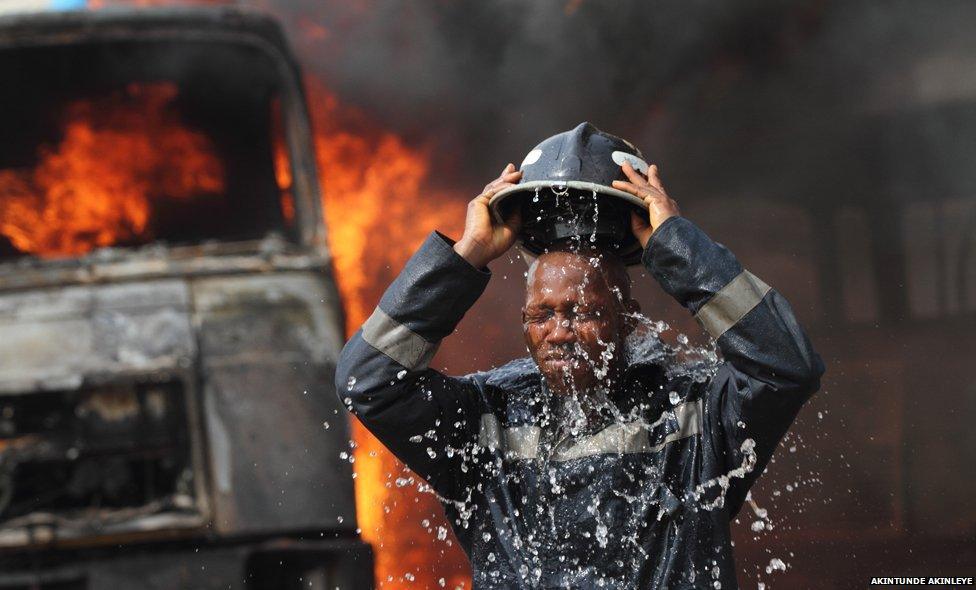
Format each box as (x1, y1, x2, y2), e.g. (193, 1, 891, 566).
(489, 180, 646, 225)
(489, 181, 648, 266)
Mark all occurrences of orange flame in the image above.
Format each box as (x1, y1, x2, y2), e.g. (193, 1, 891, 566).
(0, 59, 469, 585)
(307, 78, 472, 588)
(271, 99, 296, 225)
(0, 82, 223, 257)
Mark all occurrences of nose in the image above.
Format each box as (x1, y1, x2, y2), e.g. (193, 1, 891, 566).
(544, 317, 577, 345)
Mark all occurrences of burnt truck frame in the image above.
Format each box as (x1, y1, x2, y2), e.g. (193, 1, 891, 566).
(0, 7, 372, 589)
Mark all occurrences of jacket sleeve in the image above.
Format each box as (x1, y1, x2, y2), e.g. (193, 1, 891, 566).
(642, 216, 825, 512)
(334, 231, 490, 502)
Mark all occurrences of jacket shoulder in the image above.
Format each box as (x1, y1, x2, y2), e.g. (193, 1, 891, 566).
(464, 357, 542, 426)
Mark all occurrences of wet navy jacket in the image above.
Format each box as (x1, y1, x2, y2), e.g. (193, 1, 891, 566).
(335, 216, 824, 589)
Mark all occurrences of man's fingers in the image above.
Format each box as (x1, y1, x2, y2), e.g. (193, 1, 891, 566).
(612, 180, 649, 204)
(612, 179, 635, 193)
(483, 176, 521, 196)
(612, 179, 649, 198)
(647, 164, 666, 192)
(470, 194, 490, 207)
(503, 170, 523, 182)
(620, 161, 668, 196)
(503, 206, 522, 230)
(498, 163, 519, 180)
(485, 170, 521, 190)
(630, 209, 649, 230)
(620, 161, 649, 186)
(613, 178, 665, 203)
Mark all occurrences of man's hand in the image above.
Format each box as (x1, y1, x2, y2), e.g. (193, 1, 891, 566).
(612, 161, 680, 249)
(453, 163, 523, 268)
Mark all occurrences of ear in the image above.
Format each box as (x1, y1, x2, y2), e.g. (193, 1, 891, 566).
(521, 307, 535, 349)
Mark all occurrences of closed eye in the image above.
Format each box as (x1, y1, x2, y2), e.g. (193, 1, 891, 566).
(522, 309, 554, 324)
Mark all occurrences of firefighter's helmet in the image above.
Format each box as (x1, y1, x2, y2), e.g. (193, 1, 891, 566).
(489, 122, 649, 266)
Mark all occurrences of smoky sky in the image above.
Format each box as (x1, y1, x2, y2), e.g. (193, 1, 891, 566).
(263, 0, 832, 182)
(253, 0, 976, 214)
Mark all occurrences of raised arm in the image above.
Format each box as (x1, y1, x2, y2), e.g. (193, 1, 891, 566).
(615, 162, 824, 514)
(334, 164, 522, 501)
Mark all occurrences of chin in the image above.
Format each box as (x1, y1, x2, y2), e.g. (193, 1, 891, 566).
(540, 370, 598, 395)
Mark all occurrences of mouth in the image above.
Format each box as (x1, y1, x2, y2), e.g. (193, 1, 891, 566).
(542, 355, 583, 371)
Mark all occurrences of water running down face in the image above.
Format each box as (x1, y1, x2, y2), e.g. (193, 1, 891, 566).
(522, 247, 640, 396)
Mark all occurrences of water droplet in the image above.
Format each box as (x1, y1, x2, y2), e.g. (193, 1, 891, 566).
(740, 438, 756, 454)
(595, 522, 609, 548)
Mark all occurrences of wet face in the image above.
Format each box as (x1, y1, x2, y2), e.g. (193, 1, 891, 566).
(522, 250, 638, 396)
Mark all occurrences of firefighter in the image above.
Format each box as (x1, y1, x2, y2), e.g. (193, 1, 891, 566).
(335, 123, 824, 589)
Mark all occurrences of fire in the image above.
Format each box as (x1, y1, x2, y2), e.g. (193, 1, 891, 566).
(306, 79, 472, 588)
(271, 99, 296, 224)
(0, 82, 223, 257)
(0, 35, 470, 587)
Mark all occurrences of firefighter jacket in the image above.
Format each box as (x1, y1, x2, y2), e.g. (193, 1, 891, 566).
(335, 216, 825, 589)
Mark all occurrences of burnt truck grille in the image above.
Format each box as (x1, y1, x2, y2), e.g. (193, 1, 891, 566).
(0, 379, 202, 545)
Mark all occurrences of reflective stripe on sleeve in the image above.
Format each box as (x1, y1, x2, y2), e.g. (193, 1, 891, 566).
(695, 270, 771, 339)
(670, 397, 703, 443)
(361, 306, 439, 370)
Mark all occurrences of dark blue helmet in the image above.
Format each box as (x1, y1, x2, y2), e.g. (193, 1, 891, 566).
(489, 122, 650, 265)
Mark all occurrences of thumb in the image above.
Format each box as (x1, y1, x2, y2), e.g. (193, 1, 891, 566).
(630, 209, 648, 232)
(504, 206, 523, 232)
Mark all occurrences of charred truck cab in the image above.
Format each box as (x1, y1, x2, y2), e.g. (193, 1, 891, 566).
(0, 8, 372, 589)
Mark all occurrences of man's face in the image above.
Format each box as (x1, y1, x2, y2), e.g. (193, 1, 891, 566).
(522, 251, 635, 395)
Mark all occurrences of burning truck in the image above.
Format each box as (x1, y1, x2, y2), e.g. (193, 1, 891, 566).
(0, 7, 373, 589)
